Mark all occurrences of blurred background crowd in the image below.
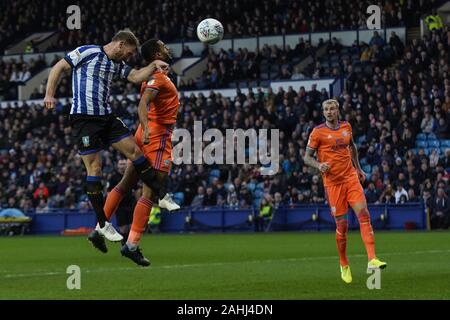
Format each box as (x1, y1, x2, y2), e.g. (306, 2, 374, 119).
(0, 0, 448, 229)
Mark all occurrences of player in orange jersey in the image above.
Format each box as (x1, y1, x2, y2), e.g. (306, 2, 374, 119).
(304, 99, 387, 284)
(102, 39, 180, 266)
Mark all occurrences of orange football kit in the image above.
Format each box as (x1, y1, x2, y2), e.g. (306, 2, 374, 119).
(103, 71, 180, 255)
(307, 121, 366, 216)
(135, 70, 179, 173)
(307, 120, 381, 270)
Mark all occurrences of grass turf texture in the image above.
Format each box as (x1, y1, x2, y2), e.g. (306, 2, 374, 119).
(1, 231, 449, 299)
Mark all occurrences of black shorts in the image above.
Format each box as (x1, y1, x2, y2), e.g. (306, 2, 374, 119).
(70, 114, 131, 155)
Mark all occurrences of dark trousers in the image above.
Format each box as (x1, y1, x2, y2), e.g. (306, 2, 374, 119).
(430, 213, 449, 229)
(254, 216, 271, 232)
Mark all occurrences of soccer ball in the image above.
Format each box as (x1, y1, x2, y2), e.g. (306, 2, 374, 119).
(196, 18, 224, 45)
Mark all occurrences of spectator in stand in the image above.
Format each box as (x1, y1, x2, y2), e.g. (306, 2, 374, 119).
(435, 118, 448, 139)
(280, 67, 292, 79)
(273, 192, 283, 209)
(291, 66, 305, 80)
(378, 184, 395, 204)
(389, 31, 404, 58)
(327, 37, 342, 55)
(430, 188, 449, 229)
(238, 182, 253, 208)
(429, 149, 440, 168)
(369, 31, 386, 48)
(407, 188, 420, 203)
(398, 194, 408, 204)
(365, 182, 381, 204)
(191, 186, 205, 209)
(33, 182, 49, 205)
(394, 184, 409, 204)
(0, 27, 449, 213)
(203, 187, 217, 207)
(360, 44, 373, 63)
(421, 111, 436, 134)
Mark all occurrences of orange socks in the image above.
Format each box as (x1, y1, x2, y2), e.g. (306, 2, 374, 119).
(357, 208, 376, 260)
(104, 187, 125, 220)
(335, 208, 376, 265)
(335, 218, 349, 266)
(128, 197, 153, 246)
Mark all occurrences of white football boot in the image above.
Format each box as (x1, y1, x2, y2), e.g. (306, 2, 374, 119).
(96, 221, 123, 242)
(158, 193, 180, 211)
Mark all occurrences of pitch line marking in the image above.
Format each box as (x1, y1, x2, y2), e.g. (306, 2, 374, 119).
(2, 249, 450, 279)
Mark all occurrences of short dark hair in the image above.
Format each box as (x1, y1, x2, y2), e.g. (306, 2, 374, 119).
(112, 29, 139, 47)
(140, 39, 160, 61)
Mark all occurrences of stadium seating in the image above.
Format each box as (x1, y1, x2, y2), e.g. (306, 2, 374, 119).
(173, 192, 185, 206)
(416, 133, 427, 141)
(428, 140, 440, 148)
(427, 133, 437, 140)
(416, 141, 428, 148)
(0, 4, 448, 213)
(3, 0, 422, 56)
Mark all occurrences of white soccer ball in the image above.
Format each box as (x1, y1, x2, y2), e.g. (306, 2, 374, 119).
(196, 18, 224, 45)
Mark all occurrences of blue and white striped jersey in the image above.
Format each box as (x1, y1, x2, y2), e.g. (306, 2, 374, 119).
(64, 45, 132, 116)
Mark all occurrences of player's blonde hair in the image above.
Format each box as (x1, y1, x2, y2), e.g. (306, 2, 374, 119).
(321, 99, 340, 109)
(112, 29, 139, 47)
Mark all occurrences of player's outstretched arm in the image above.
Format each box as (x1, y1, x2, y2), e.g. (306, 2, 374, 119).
(127, 60, 169, 84)
(350, 137, 366, 182)
(304, 147, 330, 173)
(138, 88, 158, 144)
(44, 58, 71, 109)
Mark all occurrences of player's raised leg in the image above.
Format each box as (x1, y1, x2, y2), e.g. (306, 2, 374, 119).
(100, 163, 139, 249)
(155, 168, 179, 211)
(104, 163, 139, 220)
(112, 135, 167, 202)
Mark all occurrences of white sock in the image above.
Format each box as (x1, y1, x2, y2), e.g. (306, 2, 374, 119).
(126, 241, 138, 251)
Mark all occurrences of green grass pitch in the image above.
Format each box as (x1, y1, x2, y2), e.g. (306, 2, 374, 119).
(1, 231, 450, 299)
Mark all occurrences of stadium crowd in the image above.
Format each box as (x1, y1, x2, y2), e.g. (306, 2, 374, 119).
(1, 0, 429, 55)
(20, 38, 316, 100)
(0, 55, 49, 100)
(0, 0, 439, 99)
(303, 31, 403, 79)
(179, 39, 317, 90)
(0, 27, 449, 231)
(0, 1, 449, 229)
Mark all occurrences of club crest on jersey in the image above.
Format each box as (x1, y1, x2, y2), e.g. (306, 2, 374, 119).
(342, 131, 348, 137)
(164, 159, 170, 167)
(70, 50, 81, 60)
(82, 136, 90, 147)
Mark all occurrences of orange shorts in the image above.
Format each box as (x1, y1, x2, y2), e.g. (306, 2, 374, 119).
(135, 122, 173, 173)
(324, 177, 366, 217)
